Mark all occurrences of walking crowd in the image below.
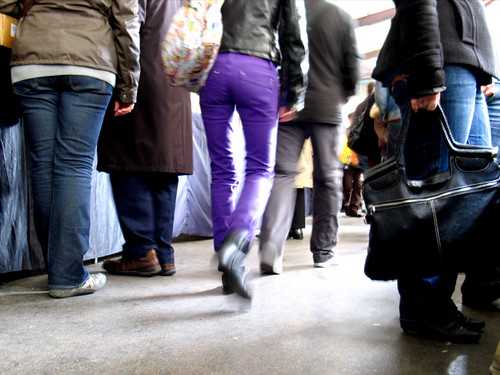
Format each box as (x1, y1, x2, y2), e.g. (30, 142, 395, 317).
(0, 0, 499, 371)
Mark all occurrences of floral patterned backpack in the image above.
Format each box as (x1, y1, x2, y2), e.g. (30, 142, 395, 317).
(162, 0, 224, 92)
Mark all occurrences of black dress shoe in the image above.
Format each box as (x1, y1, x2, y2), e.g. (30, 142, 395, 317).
(455, 312, 485, 332)
(346, 208, 363, 217)
(218, 230, 252, 299)
(288, 228, 304, 240)
(401, 319, 481, 344)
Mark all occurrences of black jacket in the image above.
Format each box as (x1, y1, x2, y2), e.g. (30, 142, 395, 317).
(372, 0, 498, 97)
(220, 0, 305, 109)
(296, 0, 359, 124)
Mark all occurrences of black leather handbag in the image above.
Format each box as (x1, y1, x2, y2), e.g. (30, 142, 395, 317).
(362, 106, 500, 281)
(347, 92, 381, 159)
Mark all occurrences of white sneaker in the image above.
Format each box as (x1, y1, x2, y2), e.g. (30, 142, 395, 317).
(259, 243, 283, 274)
(49, 273, 106, 298)
(260, 258, 283, 274)
(314, 257, 337, 268)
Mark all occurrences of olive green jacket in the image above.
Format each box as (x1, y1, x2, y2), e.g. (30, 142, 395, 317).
(0, 0, 140, 103)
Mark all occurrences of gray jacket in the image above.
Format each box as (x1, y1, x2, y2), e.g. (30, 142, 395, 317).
(297, 0, 360, 124)
(0, 0, 141, 103)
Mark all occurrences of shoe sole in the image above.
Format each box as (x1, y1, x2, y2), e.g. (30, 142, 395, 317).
(314, 259, 336, 268)
(49, 288, 96, 298)
(260, 263, 281, 275)
(160, 268, 176, 276)
(104, 266, 161, 277)
(401, 326, 481, 344)
(49, 274, 106, 298)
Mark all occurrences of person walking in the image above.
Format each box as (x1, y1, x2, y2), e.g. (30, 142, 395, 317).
(199, 0, 306, 298)
(98, 0, 192, 278)
(258, 0, 360, 274)
(0, 0, 140, 297)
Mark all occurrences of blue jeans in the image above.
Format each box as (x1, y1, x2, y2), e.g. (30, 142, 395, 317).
(110, 173, 178, 265)
(13, 76, 113, 288)
(199, 53, 280, 250)
(486, 82, 500, 157)
(387, 65, 491, 322)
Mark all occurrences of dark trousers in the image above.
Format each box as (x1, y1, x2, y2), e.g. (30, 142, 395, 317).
(110, 173, 178, 264)
(290, 188, 306, 229)
(398, 272, 459, 322)
(342, 165, 363, 210)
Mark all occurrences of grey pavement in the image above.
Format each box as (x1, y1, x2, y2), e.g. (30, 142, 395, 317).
(0, 215, 498, 375)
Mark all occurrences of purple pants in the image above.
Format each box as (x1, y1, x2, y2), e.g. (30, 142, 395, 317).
(200, 53, 280, 250)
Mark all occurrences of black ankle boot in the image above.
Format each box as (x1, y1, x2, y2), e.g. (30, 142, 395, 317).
(288, 228, 303, 240)
(218, 230, 252, 299)
(400, 319, 481, 344)
(455, 312, 485, 332)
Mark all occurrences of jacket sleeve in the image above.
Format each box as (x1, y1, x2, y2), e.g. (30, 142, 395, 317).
(110, 0, 141, 103)
(0, 0, 21, 17)
(278, 0, 306, 110)
(396, 0, 445, 97)
(340, 15, 360, 98)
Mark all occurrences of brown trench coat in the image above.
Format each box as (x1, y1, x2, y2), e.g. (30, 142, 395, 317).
(97, 0, 193, 175)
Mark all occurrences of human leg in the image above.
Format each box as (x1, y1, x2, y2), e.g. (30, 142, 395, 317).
(440, 67, 499, 311)
(152, 173, 178, 276)
(104, 173, 162, 276)
(289, 188, 306, 239)
(440, 66, 491, 147)
(199, 53, 238, 251)
(259, 123, 305, 274)
(218, 54, 280, 296)
(460, 83, 500, 310)
(487, 82, 500, 153)
(389, 68, 488, 340)
(309, 123, 343, 265)
(15, 78, 58, 253)
(342, 165, 354, 211)
(229, 54, 280, 241)
(398, 273, 482, 343)
(345, 165, 363, 217)
(15, 76, 112, 293)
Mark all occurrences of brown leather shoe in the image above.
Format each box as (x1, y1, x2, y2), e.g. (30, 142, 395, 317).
(103, 248, 161, 276)
(160, 263, 176, 276)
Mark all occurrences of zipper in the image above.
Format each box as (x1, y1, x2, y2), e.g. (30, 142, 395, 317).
(367, 178, 499, 215)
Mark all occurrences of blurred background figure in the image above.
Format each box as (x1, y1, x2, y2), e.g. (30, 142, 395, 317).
(259, 0, 360, 274)
(340, 113, 364, 217)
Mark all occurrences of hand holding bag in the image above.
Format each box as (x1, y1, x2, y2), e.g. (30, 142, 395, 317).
(362, 106, 500, 281)
(161, 0, 223, 92)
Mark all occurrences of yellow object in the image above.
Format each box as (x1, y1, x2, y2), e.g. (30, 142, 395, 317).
(0, 13, 18, 48)
(296, 139, 313, 188)
(338, 134, 352, 165)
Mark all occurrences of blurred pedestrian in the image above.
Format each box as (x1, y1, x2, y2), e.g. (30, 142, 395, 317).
(199, 0, 305, 297)
(259, 0, 359, 274)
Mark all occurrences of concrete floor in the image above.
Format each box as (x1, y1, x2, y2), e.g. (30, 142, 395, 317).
(0, 215, 498, 375)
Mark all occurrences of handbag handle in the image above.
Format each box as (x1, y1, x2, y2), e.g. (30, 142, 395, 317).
(393, 104, 498, 165)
